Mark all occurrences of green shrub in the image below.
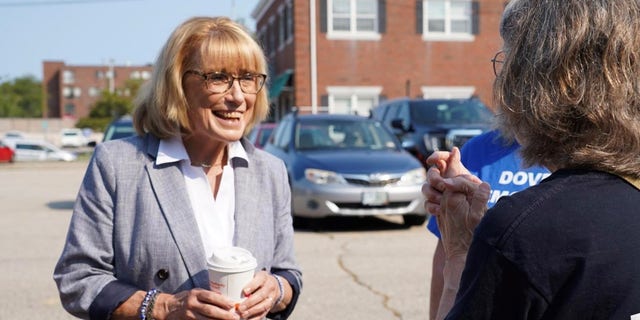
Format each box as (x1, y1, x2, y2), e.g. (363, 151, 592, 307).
(75, 117, 112, 132)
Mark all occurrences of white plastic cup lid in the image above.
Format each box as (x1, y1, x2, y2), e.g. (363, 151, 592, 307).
(207, 246, 257, 273)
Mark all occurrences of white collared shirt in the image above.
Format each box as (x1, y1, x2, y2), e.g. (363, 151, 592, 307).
(156, 136, 249, 260)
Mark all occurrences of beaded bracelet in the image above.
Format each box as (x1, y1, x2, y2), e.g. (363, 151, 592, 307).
(272, 274, 285, 305)
(139, 288, 160, 320)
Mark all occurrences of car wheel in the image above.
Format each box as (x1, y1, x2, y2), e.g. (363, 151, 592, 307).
(403, 214, 426, 226)
(292, 216, 310, 229)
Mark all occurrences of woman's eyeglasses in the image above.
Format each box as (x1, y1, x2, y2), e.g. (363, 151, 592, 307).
(491, 51, 505, 77)
(185, 70, 267, 94)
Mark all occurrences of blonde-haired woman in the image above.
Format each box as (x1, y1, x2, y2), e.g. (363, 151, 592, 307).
(55, 17, 302, 320)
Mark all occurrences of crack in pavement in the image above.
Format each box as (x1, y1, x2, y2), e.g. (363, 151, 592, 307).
(336, 241, 403, 319)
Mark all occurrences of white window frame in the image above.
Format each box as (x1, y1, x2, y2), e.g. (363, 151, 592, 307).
(268, 16, 276, 58)
(285, 0, 293, 45)
(421, 86, 475, 99)
(278, 4, 286, 51)
(63, 86, 72, 98)
(422, 0, 474, 42)
(88, 87, 100, 97)
(62, 70, 75, 84)
(327, 0, 381, 40)
(277, 1, 294, 50)
(326, 86, 382, 116)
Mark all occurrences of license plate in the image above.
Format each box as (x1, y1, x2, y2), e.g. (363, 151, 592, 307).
(362, 191, 388, 206)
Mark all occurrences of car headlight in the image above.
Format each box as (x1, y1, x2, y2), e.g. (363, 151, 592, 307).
(305, 168, 347, 184)
(397, 168, 427, 185)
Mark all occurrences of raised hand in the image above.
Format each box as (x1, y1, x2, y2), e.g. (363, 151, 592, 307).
(437, 176, 490, 258)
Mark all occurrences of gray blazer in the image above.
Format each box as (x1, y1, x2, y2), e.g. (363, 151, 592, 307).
(54, 134, 302, 319)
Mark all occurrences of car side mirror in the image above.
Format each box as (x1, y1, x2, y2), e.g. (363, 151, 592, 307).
(400, 139, 416, 150)
(390, 119, 409, 132)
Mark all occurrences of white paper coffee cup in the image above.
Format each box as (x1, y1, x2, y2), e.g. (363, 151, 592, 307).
(207, 246, 257, 302)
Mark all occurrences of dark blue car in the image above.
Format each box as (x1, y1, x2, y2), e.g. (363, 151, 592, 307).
(371, 97, 494, 166)
(263, 112, 427, 226)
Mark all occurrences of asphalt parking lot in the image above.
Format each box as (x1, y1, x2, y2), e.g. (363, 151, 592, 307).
(0, 160, 436, 319)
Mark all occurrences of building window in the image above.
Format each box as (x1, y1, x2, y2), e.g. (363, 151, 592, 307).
(328, 0, 380, 40)
(141, 71, 151, 80)
(278, 5, 286, 50)
(285, 2, 294, 42)
(64, 103, 76, 116)
(421, 86, 475, 99)
(277, 2, 294, 49)
(130, 71, 141, 79)
(268, 16, 276, 57)
(88, 87, 100, 97)
(422, 0, 475, 41)
(96, 70, 105, 79)
(62, 70, 75, 84)
(63, 87, 82, 98)
(327, 86, 382, 116)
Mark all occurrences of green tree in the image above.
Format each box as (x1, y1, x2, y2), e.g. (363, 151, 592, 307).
(90, 90, 132, 118)
(89, 78, 145, 118)
(0, 76, 43, 117)
(76, 78, 146, 131)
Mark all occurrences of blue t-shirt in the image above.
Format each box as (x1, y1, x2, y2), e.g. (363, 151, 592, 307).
(426, 130, 550, 237)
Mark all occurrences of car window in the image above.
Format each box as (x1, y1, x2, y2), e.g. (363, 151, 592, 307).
(295, 119, 398, 151)
(397, 102, 410, 129)
(247, 127, 259, 142)
(275, 118, 292, 149)
(371, 105, 387, 122)
(103, 120, 135, 141)
(410, 99, 493, 125)
(381, 104, 397, 128)
(258, 127, 274, 146)
(17, 143, 43, 151)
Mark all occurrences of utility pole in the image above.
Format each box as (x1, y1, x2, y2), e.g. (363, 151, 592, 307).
(108, 58, 115, 94)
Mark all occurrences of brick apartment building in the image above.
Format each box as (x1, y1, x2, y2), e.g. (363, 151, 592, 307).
(43, 61, 153, 119)
(252, 0, 505, 120)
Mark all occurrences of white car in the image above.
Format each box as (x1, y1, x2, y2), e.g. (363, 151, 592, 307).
(60, 128, 90, 148)
(3, 130, 27, 146)
(12, 139, 77, 162)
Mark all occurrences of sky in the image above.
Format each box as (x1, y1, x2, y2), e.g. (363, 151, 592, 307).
(0, 0, 260, 81)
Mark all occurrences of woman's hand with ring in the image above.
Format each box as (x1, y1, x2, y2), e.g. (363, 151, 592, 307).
(235, 271, 280, 319)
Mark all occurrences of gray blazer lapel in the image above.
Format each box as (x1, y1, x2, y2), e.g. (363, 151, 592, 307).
(233, 141, 262, 247)
(144, 135, 208, 288)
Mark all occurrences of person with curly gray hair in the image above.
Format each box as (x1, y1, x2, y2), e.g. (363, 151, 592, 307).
(424, 0, 640, 318)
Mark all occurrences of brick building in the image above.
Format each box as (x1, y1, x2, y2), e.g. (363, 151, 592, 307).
(252, 0, 504, 120)
(43, 61, 153, 119)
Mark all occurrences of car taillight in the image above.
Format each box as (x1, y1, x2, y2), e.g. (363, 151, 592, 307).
(423, 134, 442, 151)
(445, 129, 483, 150)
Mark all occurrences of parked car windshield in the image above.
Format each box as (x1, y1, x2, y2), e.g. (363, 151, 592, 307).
(295, 119, 398, 151)
(103, 117, 135, 142)
(410, 99, 493, 125)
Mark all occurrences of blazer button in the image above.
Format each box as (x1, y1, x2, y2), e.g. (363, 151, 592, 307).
(156, 269, 169, 280)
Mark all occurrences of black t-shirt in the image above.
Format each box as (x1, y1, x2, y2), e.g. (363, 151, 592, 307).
(447, 169, 640, 319)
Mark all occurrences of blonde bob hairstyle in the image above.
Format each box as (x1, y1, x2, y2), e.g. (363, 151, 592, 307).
(494, 0, 640, 178)
(133, 16, 269, 139)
